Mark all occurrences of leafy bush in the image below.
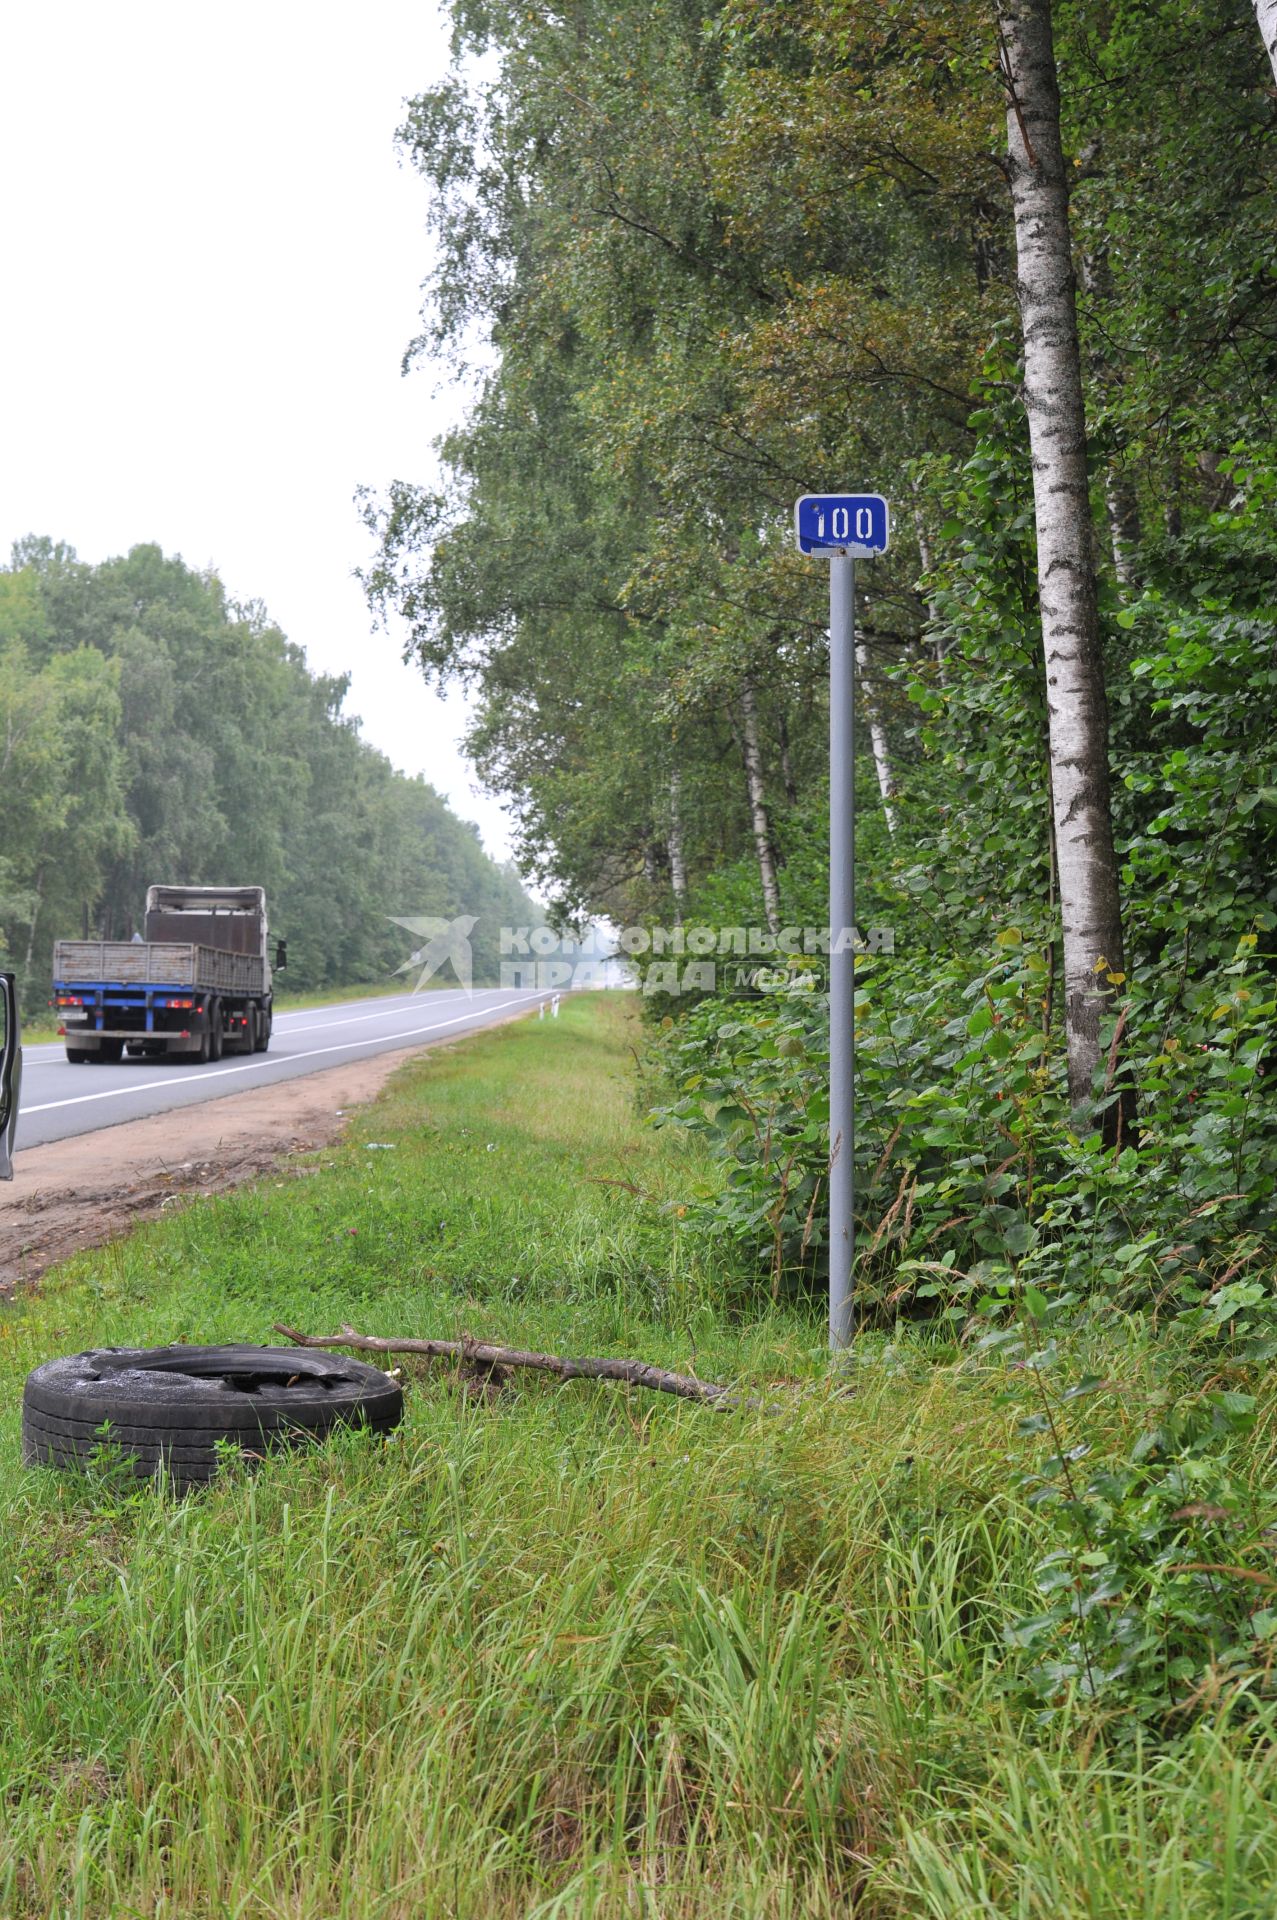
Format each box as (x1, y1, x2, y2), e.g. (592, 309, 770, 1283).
(651, 931, 1276, 1315)
(651, 984, 830, 1293)
(991, 1300, 1276, 1725)
(649, 419, 1277, 1318)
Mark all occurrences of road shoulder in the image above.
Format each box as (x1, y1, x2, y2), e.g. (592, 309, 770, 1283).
(0, 1044, 432, 1294)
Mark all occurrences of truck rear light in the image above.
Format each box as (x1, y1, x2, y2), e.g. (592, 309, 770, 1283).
(56, 995, 83, 1007)
(57, 1025, 66, 1036)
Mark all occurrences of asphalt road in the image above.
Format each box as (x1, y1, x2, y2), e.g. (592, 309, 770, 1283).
(15, 988, 553, 1153)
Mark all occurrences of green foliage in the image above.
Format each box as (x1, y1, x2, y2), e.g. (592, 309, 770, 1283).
(8, 996, 1277, 1908)
(651, 932, 1276, 1318)
(366, 0, 1277, 1786)
(643, 367, 1277, 1310)
(1115, 455, 1277, 977)
(653, 985, 830, 1291)
(989, 1303, 1274, 1725)
(371, 0, 1277, 1275)
(0, 541, 538, 1006)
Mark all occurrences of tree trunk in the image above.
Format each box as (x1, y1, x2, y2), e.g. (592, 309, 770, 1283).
(23, 868, 44, 982)
(777, 710, 798, 806)
(1105, 471, 1141, 597)
(856, 647, 897, 835)
(1254, 0, 1277, 83)
(1163, 450, 1183, 538)
(999, 0, 1130, 1122)
(912, 507, 947, 671)
(739, 679, 782, 935)
(1079, 252, 1142, 598)
(667, 766, 687, 927)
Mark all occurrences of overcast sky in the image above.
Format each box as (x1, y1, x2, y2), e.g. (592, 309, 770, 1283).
(0, 3, 519, 862)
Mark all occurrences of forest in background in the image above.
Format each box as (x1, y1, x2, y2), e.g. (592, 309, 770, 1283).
(0, 537, 536, 1009)
(0, 0, 1276, 1800)
(365, 0, 1277, 1317)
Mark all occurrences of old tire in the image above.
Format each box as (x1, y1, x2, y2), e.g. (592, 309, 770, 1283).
(22, 1345, 403, 1493)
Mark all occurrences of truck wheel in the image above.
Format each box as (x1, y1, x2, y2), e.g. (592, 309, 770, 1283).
(244, 1005, 259, 1055)
(65, 1048, 92, 1064)
(207, 1001, 223, 1062)
(253, 1005, 270, 1053)
(99, 1039, 124, 1064)
(194, 1024, 211, 1065)
(22, 1345, 403, 1494)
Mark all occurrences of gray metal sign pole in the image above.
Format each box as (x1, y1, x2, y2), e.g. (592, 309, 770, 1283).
(829, 552, 855, 1350)
(794, 490, 886, 1351)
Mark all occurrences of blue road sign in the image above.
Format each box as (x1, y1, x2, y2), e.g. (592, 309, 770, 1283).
(794, 493, 890, 558)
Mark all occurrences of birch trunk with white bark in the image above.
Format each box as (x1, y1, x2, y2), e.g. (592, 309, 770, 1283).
(23, 869, 44, 980)
(1254, 0, 1277, 82)
(912, 508, 946, 675)
(1079, 252, 1142, 598)
(1104, 472, 1141, 598)
(999, 0, 1130, 1119)
(777, 710, 798, 806)
(739, 679, 782, 936)
(667, 766, 687, 927)
(855, 647, 897, 835)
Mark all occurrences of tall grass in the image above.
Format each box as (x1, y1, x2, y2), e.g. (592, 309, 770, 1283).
(0, 996, 1275, 1915)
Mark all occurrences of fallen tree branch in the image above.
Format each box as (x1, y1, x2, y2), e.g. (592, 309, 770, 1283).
(272, 1322, 740, 1408)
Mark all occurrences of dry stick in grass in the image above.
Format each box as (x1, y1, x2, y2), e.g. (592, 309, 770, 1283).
(273, 1322, 742, 1407)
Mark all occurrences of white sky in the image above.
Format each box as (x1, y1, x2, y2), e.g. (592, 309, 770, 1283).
(0, 2, 519, 863)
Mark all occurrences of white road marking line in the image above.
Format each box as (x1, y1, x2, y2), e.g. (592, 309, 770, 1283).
(273, 995, 471, 1036)
(272, 991, 441, 1022)
(21, 996, 542, 1115)
(23, 992, 471, 1067)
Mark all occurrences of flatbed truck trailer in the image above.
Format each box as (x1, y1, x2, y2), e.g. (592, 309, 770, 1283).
(52, 885, 283, 1065)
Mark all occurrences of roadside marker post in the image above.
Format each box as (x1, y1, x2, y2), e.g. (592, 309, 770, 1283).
(793, 493, 890, 1351)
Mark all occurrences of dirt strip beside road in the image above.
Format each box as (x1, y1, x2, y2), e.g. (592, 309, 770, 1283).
(0, 1045, 432, 1294)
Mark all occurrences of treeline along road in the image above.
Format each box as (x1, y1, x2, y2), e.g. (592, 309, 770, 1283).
(0, 540, 539, 1014)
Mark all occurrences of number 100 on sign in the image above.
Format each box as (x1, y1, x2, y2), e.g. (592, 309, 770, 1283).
(794, 494, 890, 557)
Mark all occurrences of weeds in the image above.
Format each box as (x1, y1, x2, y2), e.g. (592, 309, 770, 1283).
(1, 997, 1276, 1914)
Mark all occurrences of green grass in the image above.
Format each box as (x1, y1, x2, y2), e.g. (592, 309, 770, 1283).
(2, 996, 1277, 1916)
(19, 1013, 64, 1045)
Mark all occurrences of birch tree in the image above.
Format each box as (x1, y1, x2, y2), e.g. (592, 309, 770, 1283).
(667, 766, 688, 926)
(1254, 0, 1277, 83)
(738, 679, 783, 936)
(997, 0, 1130, 1119)
(855, 646, 897, 835)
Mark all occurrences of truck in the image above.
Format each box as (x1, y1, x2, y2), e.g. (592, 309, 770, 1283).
(52, 886, 286, 1066)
